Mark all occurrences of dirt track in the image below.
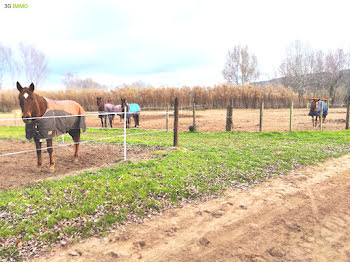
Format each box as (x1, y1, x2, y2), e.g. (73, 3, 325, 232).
(33, 154, 350, 262)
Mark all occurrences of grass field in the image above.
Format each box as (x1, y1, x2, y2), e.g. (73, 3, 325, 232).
(1, 127, 350, 260)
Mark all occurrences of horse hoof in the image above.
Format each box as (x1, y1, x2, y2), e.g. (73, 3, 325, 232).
(48, 168, 55, 173)
(73, 158, 79, 163)
(34, 167, 42, 173)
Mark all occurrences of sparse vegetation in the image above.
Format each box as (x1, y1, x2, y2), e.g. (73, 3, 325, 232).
(1, 128, 350, 260)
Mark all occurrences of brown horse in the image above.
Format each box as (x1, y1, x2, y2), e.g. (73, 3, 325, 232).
(308, 99, 328, 127)
(121, 98, 140, 128)
(96, 97, 122, 128)
(96, 97, 108, 128)
(17, 82, 86, 172)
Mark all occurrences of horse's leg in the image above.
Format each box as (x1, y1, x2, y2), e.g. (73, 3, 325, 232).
(69, 129, 81, 162)
(34, 138, 42, 171)
(100, 117, 103, 128)
(46, 138, 55, 172)
(312, 116, 314, 127)
(109, 115, 113, 128)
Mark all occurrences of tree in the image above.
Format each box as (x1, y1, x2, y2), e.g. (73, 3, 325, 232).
(62, 73, 105, 89)
(279, 40, 316, 96)
(0, 44, 17, 89)
(279, 41, 350, 103)
(222, 45, 259, 85)
(18, 43, 48, 87)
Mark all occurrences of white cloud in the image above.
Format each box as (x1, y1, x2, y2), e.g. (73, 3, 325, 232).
(1, 0, 350, 89)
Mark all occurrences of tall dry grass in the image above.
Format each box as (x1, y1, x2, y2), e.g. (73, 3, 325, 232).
(0, 84, 304, 112)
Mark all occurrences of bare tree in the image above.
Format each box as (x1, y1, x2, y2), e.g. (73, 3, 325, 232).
(62, 73, 105, 89)
(222, 45, 259, 85)
(18, 43, 48, 87)
(279, 40, 317, 96)
(0, 44, 17, 89)
(324, 49, 350, 103)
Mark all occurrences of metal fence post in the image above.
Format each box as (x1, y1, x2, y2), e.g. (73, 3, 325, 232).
(290, 101, 293, 132)
(346, 101, 350, 130)
(173, 97, 179, 147)
(124, 108, 127, 161)
(166, 105, 169, 132)
(320, 102, 323, 131)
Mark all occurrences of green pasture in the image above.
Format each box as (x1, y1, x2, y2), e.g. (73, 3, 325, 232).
(1, 126, 350, 260)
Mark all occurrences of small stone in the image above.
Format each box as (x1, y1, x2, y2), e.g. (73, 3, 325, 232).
(199, 237, 210, 246)
(60, 240, 67, 246)
(68, 251, 79, 256)
(110, 251, 119, 258)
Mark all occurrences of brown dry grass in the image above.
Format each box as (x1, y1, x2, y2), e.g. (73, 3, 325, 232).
(1, 83, 302, 112)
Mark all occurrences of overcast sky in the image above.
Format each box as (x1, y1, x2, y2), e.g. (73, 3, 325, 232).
(1, 0, 350, 89)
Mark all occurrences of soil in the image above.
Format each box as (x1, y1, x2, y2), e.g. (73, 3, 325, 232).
(0, 139, 160, 191)
(1, 107, 348, 133)
(31, 154, 350, 262)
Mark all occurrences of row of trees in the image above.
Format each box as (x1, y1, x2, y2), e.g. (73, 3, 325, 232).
(222, 41, 350, 104)
(0, 42, 48, 89)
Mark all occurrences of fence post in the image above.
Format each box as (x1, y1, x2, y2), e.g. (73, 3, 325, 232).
(124, 108, 127, 161)
(259, 101, 264, 132)
(289, 101, 293, 132)
(226, 105, 233, 131)
(173, 97, 179, 147)
(193, 102, 196, 128)
(320, 102, 323, 131)
(166, 105, 169, 132)
(346, 101, 350, 130)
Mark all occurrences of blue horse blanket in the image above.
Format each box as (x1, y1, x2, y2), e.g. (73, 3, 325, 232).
(308, 100, 328, 117)
(127, 103, 141, 117)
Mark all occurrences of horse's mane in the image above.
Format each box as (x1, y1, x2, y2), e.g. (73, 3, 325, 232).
(31, 92, 48, 117)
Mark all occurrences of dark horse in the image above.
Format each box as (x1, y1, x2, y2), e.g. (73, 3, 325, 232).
(17, 82, 86, 172)
(121, 98, 141, 128)
(96, 97, 122, 128)
(308, 99, 328, 127)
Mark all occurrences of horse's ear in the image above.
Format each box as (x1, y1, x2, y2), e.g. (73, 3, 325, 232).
(16, 82, 23, 92)
(29, 83, 35, 92)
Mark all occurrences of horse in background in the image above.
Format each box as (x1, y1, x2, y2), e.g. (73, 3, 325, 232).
(308, 99, 328, 127)
(17, 82, 86, 172)
(121, 98, 141, 128)
(96, 97, 122, 128)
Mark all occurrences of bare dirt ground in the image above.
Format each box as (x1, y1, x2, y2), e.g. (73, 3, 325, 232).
(86, 107, 348, 132)
(32, 154, 350, 262)
(0, 139, 160, 191)
(1, 107, 347, 133)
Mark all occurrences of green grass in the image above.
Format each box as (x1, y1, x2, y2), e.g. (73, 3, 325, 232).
(1, 126, 350, 260)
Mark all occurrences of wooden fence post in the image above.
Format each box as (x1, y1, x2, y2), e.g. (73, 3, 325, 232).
(259, 101, 264, 132)
(346, 101, 350, 130)
(320, 102, 323, 131)
(193, 102, 196, 128)
(173, 97, 179, 147)
(226, 105, 233, 131)
(166, 105, 169, 132)
(290, 101, 293, 132)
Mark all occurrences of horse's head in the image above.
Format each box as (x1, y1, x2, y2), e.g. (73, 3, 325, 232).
(96, 97, 104, 111)
(310, 100, 317, 112)
(17, 82, 38, 123)
(121, 98, 127, 111)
